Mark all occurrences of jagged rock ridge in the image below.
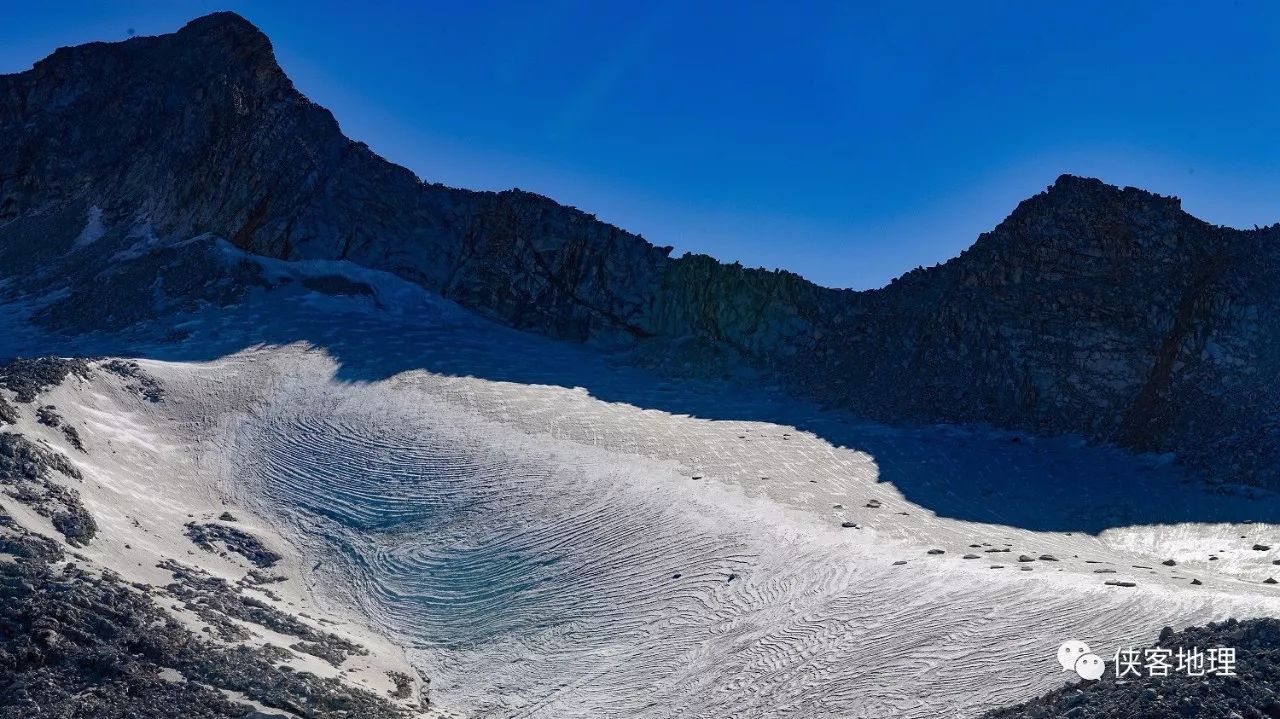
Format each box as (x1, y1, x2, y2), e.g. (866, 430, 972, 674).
(2, 12, 1279, 486)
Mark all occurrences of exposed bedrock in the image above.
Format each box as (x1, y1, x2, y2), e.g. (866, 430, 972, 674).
(0, 358, 91, 404)
(805, 178, 1280, 487)
(2, 12, 1279, 485)
(0, 432, 95, 546)
(984, 618, 1280, 719)
(0, 508, 413, 719)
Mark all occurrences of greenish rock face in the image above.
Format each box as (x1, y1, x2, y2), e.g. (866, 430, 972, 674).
(3, 12, 1279, 489)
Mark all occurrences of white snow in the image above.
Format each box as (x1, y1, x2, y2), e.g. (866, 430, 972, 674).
(109, 221, 163, 263)
(0, 363, 432, 713)
(72, 205, 106, 248)
(5, 257, 1280, 718)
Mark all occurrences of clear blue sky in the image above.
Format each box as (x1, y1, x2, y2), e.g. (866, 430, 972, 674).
(3, 2, 1278, 289)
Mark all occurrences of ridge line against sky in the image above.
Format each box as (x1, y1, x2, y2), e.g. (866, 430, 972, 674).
(3, 1, 1278, 290)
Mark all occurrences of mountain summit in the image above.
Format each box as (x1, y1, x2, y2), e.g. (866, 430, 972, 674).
(2, 13, 1278, 486)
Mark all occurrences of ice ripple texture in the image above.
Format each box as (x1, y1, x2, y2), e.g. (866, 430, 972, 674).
(231, 375, 1280, 719)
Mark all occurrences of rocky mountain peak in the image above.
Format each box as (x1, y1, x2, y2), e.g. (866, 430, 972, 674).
(1054, 173, 1183, 221)
(996, 174, 1190, 248)
(912, 173, 1209, 303)
(177, 11, 273, 50)
(2, 15, 1279, 490)
(171, 11, 285, 82)
(26, 11, 284, 92)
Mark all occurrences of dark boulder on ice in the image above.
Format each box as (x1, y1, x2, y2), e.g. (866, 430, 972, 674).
(184, 522, 282, 569)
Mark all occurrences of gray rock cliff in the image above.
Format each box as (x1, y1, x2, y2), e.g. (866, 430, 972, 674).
(2, 12, 1277, 486)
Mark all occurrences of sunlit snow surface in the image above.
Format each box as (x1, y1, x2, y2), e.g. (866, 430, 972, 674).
(6, 252, 1280, 718)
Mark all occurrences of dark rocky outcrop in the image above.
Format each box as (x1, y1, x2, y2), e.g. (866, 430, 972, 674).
(59, 425, 84, 452)
(806, 178, 1280, 489)
(101, 360, 166, 402)
(35, 405, 60, 427)
(0, 13, 670, 342)
(0, 432, 95, 545)
(984, 618, 1280, 718)
(2, 12, 1279, 488)
(157, 559, 367, 667)
(0, 508, 411, 719)
(0, 358, 91, 404)
(185, 521, 283, 568)
(33, 404, 84, 451)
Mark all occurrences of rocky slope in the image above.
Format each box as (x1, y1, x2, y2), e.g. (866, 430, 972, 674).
(0, 525, 417, 719)
(983, 618, 1280, 719)
(0, 357, 432, 718)
(810, 179, 1280, 488)
(2, 11, 1278, 492)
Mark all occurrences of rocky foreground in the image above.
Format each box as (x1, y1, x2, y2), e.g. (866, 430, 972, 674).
(0, 511, 414, 719)
(1, 328, 1279, 719)
(984, 619, 1280, 719)
(2, 345, 1278, 717)
(0, 358, 428, 718)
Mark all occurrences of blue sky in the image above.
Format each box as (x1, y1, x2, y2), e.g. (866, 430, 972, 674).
(3, 2, 1278, 289)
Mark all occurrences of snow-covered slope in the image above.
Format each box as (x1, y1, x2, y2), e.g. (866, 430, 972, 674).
(6, 252, 1278, 717)
(5, 12, 1280, 718)
(7, 12, 1280, 491)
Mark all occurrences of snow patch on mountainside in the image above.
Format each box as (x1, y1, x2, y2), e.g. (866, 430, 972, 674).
(3, 256, 1280, 718)
(72, 205, 105, 248)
